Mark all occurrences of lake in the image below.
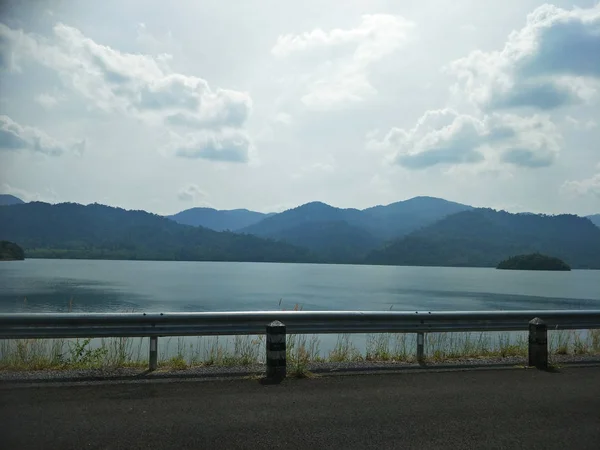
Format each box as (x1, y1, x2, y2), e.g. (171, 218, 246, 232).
(1, 259, 599, 313)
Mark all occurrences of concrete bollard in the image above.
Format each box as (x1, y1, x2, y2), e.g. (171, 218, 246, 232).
(266, 320, 286, 380)
(417, 332, 425, 365)
(528, 318, 548, 370)
(149, 336, 158, 371)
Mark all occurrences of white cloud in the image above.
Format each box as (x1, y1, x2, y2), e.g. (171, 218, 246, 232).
(177, 184, 208, 202)
(565, 115, 598, 130)
(274, 112, 292, 126)
(1, 183, 58, 203)
(368, 109, 561, 169)
(562, 170, 600, 198)
(35, 93, 61, 108)
(0, 115, 85, 156)
(292, 155, 336, 179)
(1, 22, 253, 162)
(169, 128, 251, 163)
(272, 14, 414, 110)
(449, 4, 600, 111)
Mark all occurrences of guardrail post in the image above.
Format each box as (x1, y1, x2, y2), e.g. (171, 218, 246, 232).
(528, 318, 548, 370)
(149, 336, 158, 371)
(417, 332, 425, 365)
(266, 320, 286, 381)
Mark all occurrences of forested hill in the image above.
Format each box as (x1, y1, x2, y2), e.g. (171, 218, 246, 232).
(0, 202, 314, 262)
(366, 209, 600, 269)
(2, 201, 599, 268)
(168, 207, 273, 231)
(588, 214, 600, 228)
(240, 197, 471, 241)
(497, 253, 571, 271)
(0, 194, 24, 206)
(237, 197, 472, 261)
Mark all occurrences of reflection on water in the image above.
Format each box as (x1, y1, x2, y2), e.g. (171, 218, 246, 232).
(1, 259, 599, 313)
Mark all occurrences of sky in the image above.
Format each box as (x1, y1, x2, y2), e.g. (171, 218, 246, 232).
(0, 0, 599, 216)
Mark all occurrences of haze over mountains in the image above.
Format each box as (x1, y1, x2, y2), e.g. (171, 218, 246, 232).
(168, 208, 274, 231)
(366, 209, 600, 269)
(588, 214, 600, 228)
(0, 202, 312, 263)
(1, 195, 599, 268)
(0, 195, 25, 206)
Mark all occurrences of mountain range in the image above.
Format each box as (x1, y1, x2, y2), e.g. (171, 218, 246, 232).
(0, 202, 313, 263)
(168, 208, 273, 231)
(588, 214, 600, 228)
(0, 194, 25, 206)
(366, 209, 600, 269)
(236, 197, 472, 262)
(1, 195, 599, 268)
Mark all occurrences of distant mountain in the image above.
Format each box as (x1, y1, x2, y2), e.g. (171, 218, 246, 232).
(168, 207, 273, 231)
(587, 214, 600, 228)
(497, 253, 571, 271)
(361, 196, 473, 239)
(0, 194, 24, 206)
(366, 209, 600, 269)
(260, 220, 380, 263)
(239, 202, 373, 262)
(0, 202, 314, 263)
(241, 201, 363, 236)
(3, 198, 596, 268)
(239, 197, 472, 260)
(0, 240, 25, 261)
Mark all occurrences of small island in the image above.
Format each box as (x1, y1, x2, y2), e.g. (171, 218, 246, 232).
(497, 253, 570, 271)
(0, 241, 25, 261)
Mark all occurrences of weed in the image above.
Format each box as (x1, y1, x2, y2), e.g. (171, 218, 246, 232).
(164, 355, 187, 370)
(366, 333, 392, 361)
(68, 338, 109, 367)
(1, 328, 599, 372)
(328, 334, 362, 362)
(287, 334, 320, 377)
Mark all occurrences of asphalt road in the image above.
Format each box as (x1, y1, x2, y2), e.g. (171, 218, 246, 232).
(1, 367, 600, 450)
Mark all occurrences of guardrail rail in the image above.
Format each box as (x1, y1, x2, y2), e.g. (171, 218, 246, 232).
(1, 309, 599, 375)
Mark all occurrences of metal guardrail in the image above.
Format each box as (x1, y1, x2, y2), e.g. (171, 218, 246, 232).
(2, 310, 599, 374)
(1, 310, 600, 339)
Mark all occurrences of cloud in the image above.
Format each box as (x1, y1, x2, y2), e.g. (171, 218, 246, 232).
(35, 93, 61, 108)
(562, 170, 600, 198)
(272, 14, 414, 109)
(292, 155, 336, 179)
(1, 22, 253, 161)
(368, 109, 561, 169)
(0, 115, 85, 156)
(0, 183, 58, 203)
(164, 88, 250, 128)
(449, 4, 600, 111)
(565, 116, 597, 130)
(170, 129, 251, 163)
(177, 184, 208, 202)
(6, 23, 252, 122)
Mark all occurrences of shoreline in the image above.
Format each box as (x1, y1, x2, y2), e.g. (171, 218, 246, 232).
(12, 257, 600, 270)
(2, 354, 600, 385)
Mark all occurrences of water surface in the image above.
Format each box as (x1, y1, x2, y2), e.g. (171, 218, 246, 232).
(1, 259, 598, 313)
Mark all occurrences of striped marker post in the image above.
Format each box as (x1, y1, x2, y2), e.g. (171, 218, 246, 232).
(266, 320, 286, 380)
(149, 336, 158, 371)
(417, 332, 425, 365)
(528, 317, 548, 370)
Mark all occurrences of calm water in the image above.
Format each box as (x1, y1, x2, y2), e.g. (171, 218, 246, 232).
(1, 259, 599, 313)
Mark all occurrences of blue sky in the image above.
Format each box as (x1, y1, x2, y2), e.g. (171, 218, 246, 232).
(1, 0, 599, 215)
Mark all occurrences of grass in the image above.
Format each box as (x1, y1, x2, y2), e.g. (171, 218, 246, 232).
(286, 334, 321, 377)
(1, 330, 599, 372)
(2, 297, 599, 373)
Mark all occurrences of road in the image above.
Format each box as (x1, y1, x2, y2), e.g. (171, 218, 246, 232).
(1, 367, 600, 449)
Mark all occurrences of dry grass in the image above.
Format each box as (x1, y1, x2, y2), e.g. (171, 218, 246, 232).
(2, 297, 599, 372)
(2, 329, 599, 372)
